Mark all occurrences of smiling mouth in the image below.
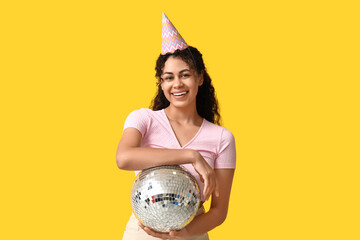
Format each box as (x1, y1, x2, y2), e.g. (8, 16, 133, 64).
(172, 91, 188, 96)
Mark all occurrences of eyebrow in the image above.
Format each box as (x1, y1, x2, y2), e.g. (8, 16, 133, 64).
(162, 69, 190, 75)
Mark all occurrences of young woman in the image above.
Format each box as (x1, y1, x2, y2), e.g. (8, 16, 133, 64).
(117, 46, 236, 240)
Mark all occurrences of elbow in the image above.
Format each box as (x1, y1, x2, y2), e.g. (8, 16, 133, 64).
(217, 214, 227, 226)
(220, 215, 227, 226)
(116, 151, 130, 170)
(215, 210, 228, 227)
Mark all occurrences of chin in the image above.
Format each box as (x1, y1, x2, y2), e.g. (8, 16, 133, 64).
(170, 100, 195, 109)
(170, 102, 187, 108)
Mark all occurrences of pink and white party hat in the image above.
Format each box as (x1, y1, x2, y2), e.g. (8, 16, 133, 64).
(161, 13, 188, 55)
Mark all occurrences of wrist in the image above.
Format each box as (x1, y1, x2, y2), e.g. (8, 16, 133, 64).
(186, 149, 199, 164)
(182, 226, 191, 237)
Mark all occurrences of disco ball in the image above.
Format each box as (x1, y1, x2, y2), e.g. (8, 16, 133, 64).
(131, 165, 201, 233)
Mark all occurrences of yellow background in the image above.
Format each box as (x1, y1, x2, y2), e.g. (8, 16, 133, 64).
(1, 0, 359, 239)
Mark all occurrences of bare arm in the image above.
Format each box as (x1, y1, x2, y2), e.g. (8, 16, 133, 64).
(116, 127, 219, 200)
(116, 128, 197, 170)
(139, 169, 235, 239)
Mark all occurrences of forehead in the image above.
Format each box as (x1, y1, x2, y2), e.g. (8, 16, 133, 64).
(163, 57, 190, 73)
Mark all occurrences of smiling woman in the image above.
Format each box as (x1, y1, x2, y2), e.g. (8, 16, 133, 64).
(117, 13, 236, 240)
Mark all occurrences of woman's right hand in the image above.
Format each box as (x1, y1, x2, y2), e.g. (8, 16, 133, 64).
(191, 150, 219, 201)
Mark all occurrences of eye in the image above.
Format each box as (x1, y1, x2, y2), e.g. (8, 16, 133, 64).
(181, 74, 190, 78)
(164, 76, 174, 81)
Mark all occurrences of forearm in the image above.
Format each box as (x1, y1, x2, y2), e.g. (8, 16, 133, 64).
(185, 207, 226, 236)
(116, 147, 196, 171)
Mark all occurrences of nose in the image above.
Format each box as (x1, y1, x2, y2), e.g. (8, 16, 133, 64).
(173, 76, 184, 88)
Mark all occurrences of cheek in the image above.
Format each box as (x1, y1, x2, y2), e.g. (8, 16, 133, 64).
(193, 88, 199, 97)
(161, 84, 171, 99)
(161, 83, 167, 92)
(191, 84, 200, 95)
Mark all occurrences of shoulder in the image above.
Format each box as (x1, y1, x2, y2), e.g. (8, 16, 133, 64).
(124, 108, 165, 126)
(203, 120, 235, 142)
(127, 108, 152, 116)
(123, 108, 169, 139)
(220, 127, 235, 143)
(126, 108, 162, 119)
(124, 108, 161, 135)
(200, 120, 236, 168)
(199, 120, 235, 154)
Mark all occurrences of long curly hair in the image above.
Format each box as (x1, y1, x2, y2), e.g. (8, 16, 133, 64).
(150, 46, 221, 125)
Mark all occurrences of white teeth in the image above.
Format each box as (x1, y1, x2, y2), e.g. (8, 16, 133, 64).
(173, 92, 187, 96)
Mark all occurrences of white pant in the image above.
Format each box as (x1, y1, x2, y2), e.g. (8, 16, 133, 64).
(122, 206, 209, 240)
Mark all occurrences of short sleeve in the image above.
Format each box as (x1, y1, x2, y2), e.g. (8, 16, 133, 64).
(123, 109, 149, 137)
(214, 128, 236, 169)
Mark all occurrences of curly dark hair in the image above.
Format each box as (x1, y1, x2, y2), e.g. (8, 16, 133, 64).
(150, 46, 221, 125)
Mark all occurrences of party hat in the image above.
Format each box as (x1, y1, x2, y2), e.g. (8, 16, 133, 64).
(161, 13, 188, 55)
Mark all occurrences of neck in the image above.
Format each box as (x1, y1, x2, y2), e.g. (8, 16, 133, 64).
(164, 104, 202, 124)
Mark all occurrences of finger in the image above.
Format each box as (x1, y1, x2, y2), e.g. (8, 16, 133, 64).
(194, 168, 205, 183)
(142, 226, 155, 236)
(214, 175, 220, 197)
(171, 227, 188, 238)
(206, 172, 215, 200)
(143, 227, 169, 239)
(143, 227, 153, 235)
(169, 230, 177, 238)
(203, 177, 209, 200)
(207, 178, 213, 201)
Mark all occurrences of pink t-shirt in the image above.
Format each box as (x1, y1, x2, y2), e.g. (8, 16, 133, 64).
(123, 108, 236, 201)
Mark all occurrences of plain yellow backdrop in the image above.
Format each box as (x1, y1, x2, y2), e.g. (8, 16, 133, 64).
(1, 0, 359, 239)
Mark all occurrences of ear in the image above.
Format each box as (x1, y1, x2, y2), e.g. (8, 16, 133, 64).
(159, 79, 164, 91)
(198, 71, 204, 86)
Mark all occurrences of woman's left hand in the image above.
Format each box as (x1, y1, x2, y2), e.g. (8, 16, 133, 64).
(138, 222, 190, 239)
